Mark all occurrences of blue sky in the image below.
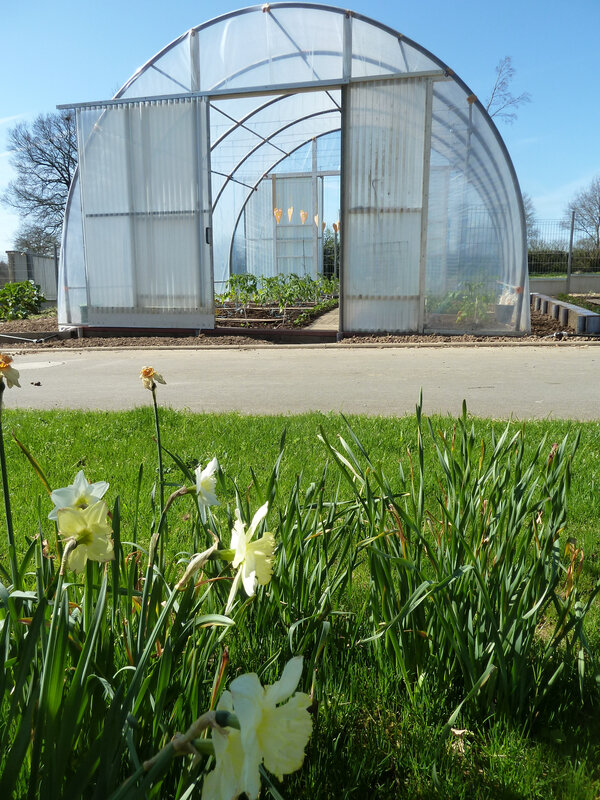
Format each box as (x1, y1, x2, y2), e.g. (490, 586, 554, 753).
(1, 0, 599, 257)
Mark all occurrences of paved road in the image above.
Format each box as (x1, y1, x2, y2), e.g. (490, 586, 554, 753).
(4, 344, 598, 420)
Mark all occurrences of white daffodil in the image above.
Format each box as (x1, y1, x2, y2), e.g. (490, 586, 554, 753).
(0, 354, 20, 389)
(227, 502, 274, 607)
(57, 499, 115, 573)
(140, 366, 166, 391)
(195, 457, 220, 521)
(48, 469, 109, 521)
(234, 656, 312, 797)
(203, 657, 312, 800)
(201, 692, 246, 800)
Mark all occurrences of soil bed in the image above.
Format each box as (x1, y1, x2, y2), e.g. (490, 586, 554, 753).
(0, 307, 588, 349)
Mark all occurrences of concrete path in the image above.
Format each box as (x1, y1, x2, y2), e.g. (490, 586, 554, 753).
(5, 344, 599, 420)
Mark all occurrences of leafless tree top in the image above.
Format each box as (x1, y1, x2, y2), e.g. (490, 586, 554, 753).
(485, 56, 531, 124)
(1, 112, 77, 238)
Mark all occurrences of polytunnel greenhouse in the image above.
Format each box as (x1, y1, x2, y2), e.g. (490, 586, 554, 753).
(58, 3, 529, 335)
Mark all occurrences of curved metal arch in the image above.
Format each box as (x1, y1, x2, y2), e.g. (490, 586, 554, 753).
(227, 129, 341, 275)
(210, 93, 294, 151)
(111, 2, 523, 244)
(211, 106, 340, 211)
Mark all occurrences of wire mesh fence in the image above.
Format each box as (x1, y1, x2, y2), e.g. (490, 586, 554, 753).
(528, 217, 600, 276)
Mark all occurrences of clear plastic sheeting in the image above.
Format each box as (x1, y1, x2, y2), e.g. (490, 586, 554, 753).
(59, 3, 528, 334)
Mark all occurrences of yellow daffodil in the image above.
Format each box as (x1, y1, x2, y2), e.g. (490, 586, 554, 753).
(195, 457, 220, 522)
(0, 354, 20, 389)
(140, 366, 166, 391)
(226, 502, 274, 611)
(48, 469, 109, 521)
(57, 499, 115, 572)
(203, 657, 312, 800)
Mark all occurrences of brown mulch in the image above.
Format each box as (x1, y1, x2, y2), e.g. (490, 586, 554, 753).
(0, 308, 588, 349)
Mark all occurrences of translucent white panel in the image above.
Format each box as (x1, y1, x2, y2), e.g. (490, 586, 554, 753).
(245, 180, 274, 277)
(275, 176, 320, 277)
(121, 37, 192, 98)
(343, 78, 426, 332)
(351, 17, 438, 77)
(198, 7, 344, 91)
(212, 179, 249, 286)
(423, 81, 529, 333)
(59, 175, 86, 325)
(85, 216, 134, 308)
(317, 131, 341, 171)
(76, 98, 213, 327)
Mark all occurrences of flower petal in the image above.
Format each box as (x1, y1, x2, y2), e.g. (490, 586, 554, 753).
(260, 693, 313, 780)
(246, 534, 274, 586)
(241, 563, 256, 597)
(230, 519, 247, 567)
(67, 544, 88, 573)
(57, 506, 86, 538)
(265, 656, 304, 706)
(247, 502, 268, 540)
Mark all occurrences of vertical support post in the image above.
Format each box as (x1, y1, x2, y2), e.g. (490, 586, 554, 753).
(272, 174, 278, 274)
(75, 108, 92, 316)
(338, 10, 351, 338)
(566, 209, 575, 295)
(124, 103, 140, 309)
(312, 138, 318, 277)
(190, 29, 200, 93)
(333, 227, 338, 279)
(418, 78, 433, 333)
(339, 83, 349, 339)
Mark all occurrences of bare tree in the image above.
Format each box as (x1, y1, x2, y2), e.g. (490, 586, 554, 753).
(485, 56, 531, 124)
(1, 111, 77, 239)
(566, 176, 600, 249)
(13, 223, 60, 256)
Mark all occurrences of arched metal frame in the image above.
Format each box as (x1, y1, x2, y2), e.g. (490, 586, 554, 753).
(59, 2, 528, 334)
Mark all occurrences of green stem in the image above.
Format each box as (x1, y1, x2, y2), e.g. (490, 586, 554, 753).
(151, 388, 166, 569)
(0, 381, 20, 589)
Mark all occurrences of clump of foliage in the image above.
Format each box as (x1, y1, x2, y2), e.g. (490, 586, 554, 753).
(0, 280, 46, 320)
(216, 273, 339, 321)
(427, 281, 496, 325)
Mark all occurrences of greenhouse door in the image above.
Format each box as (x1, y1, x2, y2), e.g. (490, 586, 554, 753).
(341, 77, 430, 332)
(76, 97, 214, 328)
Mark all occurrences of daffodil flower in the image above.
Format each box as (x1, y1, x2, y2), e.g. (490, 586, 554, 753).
(57, 499, 115, 572)
(195, 457, 220, 522)
(48, 469, 109, 521)
(140, 366, 166, 391)
(0, 354, 20, 389)
(201, 692, 246, 800)
(226, 502, 274, 611)
(203, 657, 312, 800)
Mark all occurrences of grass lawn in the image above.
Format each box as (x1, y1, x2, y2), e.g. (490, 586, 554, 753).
(2, 405, 600, 798)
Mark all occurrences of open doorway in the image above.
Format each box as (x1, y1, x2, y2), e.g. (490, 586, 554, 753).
(209, 91, 341, 331)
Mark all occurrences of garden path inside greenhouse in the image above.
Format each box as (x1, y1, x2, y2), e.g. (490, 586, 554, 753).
(7, 344, 600, 420)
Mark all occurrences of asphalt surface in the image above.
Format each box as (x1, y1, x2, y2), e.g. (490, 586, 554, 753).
(4, 344, 599, 420)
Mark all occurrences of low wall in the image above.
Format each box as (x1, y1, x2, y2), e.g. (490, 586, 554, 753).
(529, 275, 600, 295)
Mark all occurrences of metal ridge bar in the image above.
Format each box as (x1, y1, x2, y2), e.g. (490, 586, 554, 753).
(57, 70, 446, 111)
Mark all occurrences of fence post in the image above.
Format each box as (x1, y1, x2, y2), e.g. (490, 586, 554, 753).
(566, 210, 575, 294)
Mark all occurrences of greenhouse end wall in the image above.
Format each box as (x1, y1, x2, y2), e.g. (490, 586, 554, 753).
(59, 3, 529, 335)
